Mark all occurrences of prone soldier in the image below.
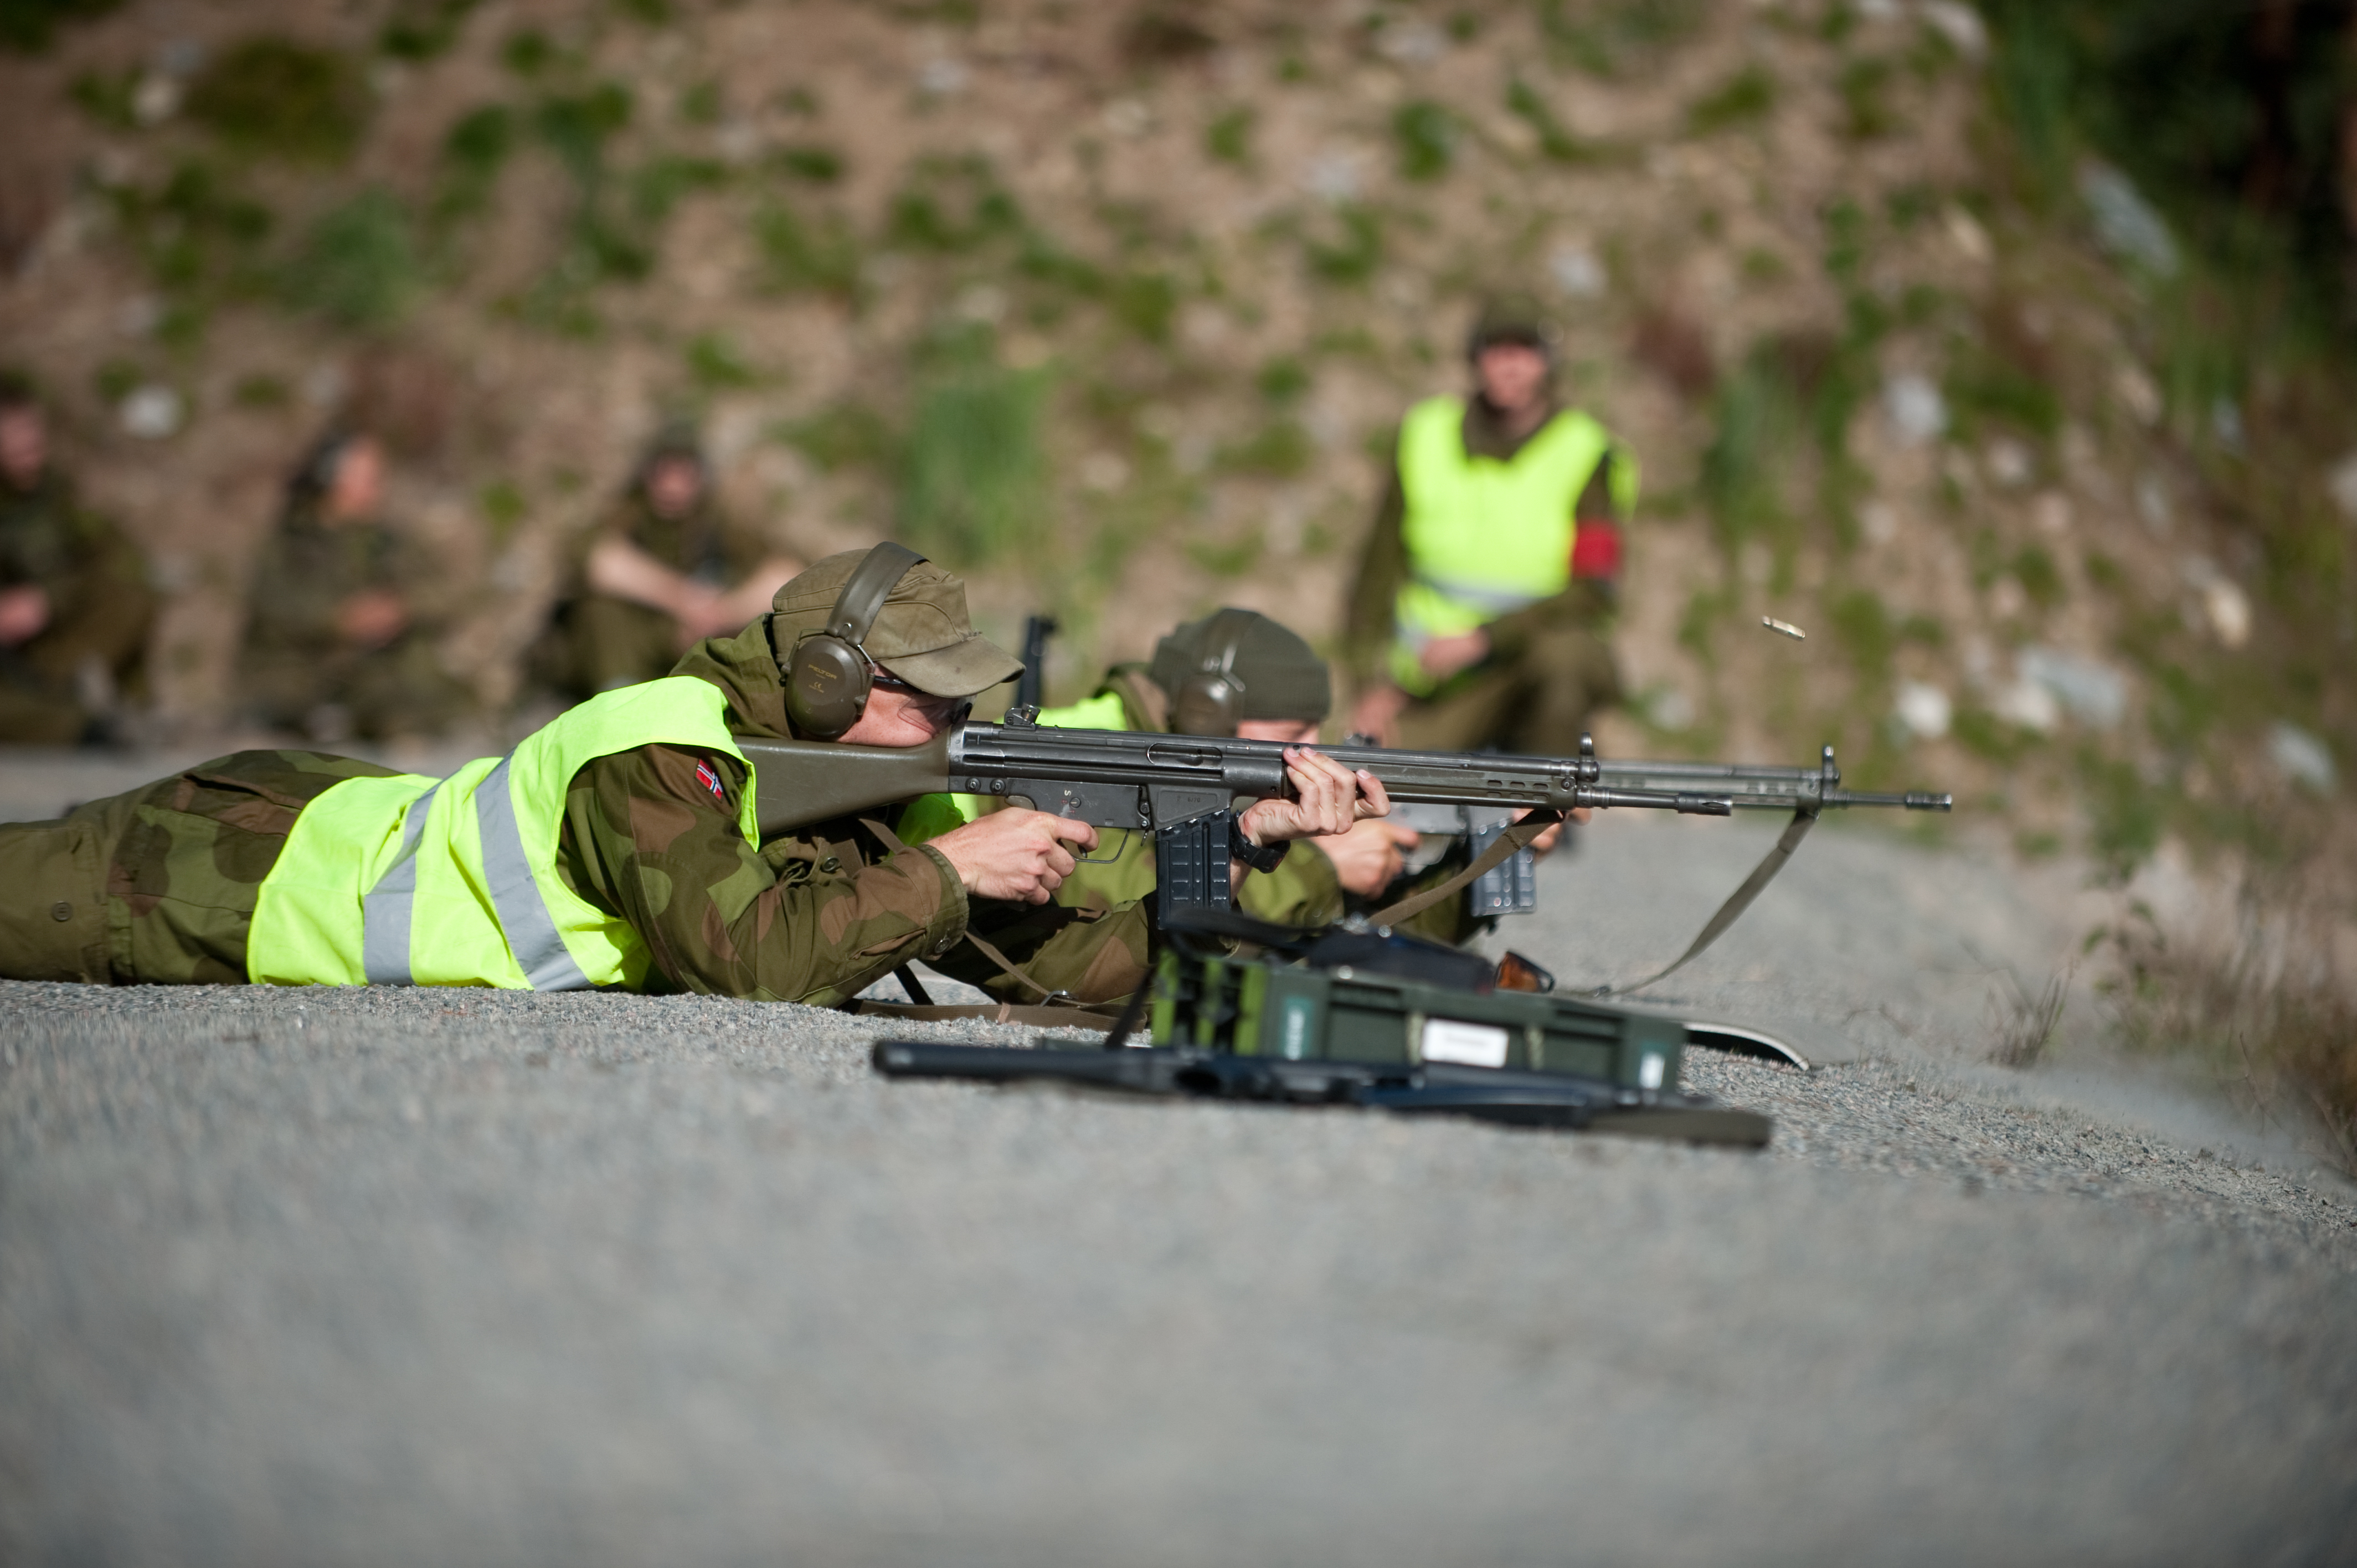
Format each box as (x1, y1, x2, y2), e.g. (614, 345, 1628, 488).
(1346, 295, 1635, 755)
(536, 427, 799, 699)
(0, 548, 1386, 1007)
(240, 430, 474, 742)
(0, 373, 155, 745)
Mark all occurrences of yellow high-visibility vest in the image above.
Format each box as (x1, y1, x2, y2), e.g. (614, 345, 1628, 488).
(248, 678, 755, 988)
(1389, 395, 1632, 695)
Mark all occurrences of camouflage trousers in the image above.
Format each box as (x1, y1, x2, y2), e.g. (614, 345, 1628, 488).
(1396, 622, 1623, 757)
(0, 751, 399, 985)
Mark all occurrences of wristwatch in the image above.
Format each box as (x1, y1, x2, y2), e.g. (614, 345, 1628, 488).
(1229, 816, 1290, 874)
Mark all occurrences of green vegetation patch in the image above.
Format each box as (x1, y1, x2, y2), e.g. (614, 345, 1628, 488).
(752, 202, 862, 299)
(282, 189, 422, 328)
(685, 331, 760, 391)
(771, 145, 846, 184)
(1541, 0, 1703, 78)
(899, 352, 1051, 566)
(1205, 106, 1254, 166)
(1685, 65, 1776, 136)
(187, 38, 370, 164)
(1837, 56, 1897, 141)
(380, 0, 481, 61)
(0, 0, 120, 52)
(1303, 205, 1383, 285)
(886, 156, 1023, 254)
(1392, 101, 1459, 182)
(1217, 420, 1313, 479)
(773, 400, 895, 473)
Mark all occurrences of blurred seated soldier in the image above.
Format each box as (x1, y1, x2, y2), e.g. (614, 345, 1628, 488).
(0, 546, 1383, 1007)
(241, 430, 474, 743)
(0, 373, 155, 745)
(1346, 295, 1636, 755)
(537, 429, 799, 698)
(901, 607, 1563, 947)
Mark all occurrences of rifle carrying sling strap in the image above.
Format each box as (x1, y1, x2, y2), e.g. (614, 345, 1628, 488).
(1592, 806, 1819, 998)
(1367, 810, 1563, 928)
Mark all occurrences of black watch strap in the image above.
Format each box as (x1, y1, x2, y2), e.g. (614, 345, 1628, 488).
(1229, 816, 1290, 874)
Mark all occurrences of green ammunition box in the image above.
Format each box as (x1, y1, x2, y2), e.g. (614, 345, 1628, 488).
(1147, 950, 1685, 1095)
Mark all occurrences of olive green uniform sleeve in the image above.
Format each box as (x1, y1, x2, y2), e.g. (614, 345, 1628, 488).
(556, 743, 967, 1005)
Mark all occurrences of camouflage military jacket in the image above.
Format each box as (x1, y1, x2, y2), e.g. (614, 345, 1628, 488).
(87, 621, 1147, 1005)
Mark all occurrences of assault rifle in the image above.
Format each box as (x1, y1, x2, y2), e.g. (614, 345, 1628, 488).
(739, 720, 1950, 967)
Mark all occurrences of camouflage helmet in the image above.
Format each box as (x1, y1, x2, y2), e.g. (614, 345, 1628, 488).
(1466, 293, 1563, 362)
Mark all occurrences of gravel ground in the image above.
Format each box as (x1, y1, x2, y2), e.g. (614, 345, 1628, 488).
(3, 788, 2355, 1564)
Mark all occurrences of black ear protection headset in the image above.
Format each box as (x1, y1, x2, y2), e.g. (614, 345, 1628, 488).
(783, 541, 928, 740)
(1169, 607, 1258, 737)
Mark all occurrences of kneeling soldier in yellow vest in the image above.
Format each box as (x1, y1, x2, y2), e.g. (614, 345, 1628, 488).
(898, 607, 1560, 946)
(0, 548, 1386, 1005)
(1346, 295, 1636, 755)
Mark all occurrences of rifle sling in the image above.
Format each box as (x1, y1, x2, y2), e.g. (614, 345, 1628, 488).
(1366, 810, 1563, 928)
(862, 812, 1113, 1014)
(1593, 806, 1818, 997)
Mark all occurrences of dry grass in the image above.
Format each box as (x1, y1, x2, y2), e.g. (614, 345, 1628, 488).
(2097, 889, 2357, 1177)
(1989, 966, 2070, 1069)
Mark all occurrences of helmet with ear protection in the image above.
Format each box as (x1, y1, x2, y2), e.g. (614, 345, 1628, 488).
(783, 541, 928, 740)
(1169, 607, 1258, 737)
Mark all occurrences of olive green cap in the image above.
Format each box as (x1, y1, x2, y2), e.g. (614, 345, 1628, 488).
(770, 548, 1022, 699)
(1149, 608, 1332, 723)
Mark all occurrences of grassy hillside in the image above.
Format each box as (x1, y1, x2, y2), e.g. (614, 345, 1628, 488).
(1, 3, 2351, 970)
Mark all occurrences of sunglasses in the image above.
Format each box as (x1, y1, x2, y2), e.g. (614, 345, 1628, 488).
(868, 668, 935, 699)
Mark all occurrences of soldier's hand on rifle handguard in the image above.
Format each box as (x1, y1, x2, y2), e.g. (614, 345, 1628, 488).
(1236, 746, 1392, 848)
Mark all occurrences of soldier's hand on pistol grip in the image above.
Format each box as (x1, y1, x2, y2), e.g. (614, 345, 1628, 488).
(930, 809, 1100, 905)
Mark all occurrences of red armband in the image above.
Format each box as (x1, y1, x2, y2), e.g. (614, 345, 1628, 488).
(1570, 520, 1622, 580)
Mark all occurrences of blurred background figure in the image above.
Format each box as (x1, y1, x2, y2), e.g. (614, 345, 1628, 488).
(241, 430, 472, 744)
(534, 426, 799, 699)
(0, 373, 154, 746)
(1346, 296, 1637, 757)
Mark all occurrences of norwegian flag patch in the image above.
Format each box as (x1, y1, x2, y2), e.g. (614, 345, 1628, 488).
(694, 760, 728, 804)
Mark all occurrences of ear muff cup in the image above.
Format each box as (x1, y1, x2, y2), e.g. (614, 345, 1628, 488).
(1169, 607, 1257, 737)
(783, 541, 927, 740)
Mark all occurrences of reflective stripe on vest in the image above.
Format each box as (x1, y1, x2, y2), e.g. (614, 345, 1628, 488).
(251, 678, 755, 989)
(361, 780, 441, 985)
(1388, 396, 1624, 695)
(474, 755, 593, 991)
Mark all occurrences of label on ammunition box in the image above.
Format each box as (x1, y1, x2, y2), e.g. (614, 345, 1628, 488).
(1420, 1018, 1510, 1069)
